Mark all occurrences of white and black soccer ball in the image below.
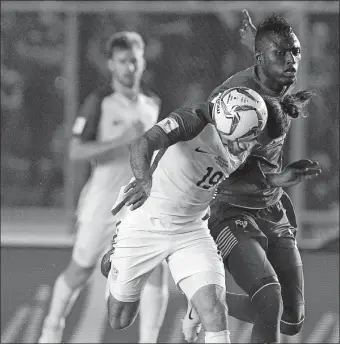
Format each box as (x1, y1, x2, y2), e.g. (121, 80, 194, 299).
(211, 87, 268, 142)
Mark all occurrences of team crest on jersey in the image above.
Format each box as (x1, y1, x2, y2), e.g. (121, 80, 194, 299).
(235, 219, 248, 228)
(157, 117, 179, 134)
(110, 264, 119, 279)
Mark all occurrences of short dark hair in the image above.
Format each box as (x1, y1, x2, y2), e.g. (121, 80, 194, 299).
(106, 31, 145, 59)
(255, 15, 294, 51)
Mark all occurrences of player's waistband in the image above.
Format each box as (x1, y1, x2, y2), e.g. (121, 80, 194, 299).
(215, 188, 283, 209)
(143, 199, 210, 222)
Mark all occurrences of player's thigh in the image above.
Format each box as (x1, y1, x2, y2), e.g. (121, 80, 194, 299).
(267, 237, 305, 321)
(209, 203, 269, 269)
(107, 213, 169, 303)
(210, 208, 279, 297)
(146, 260, 168, 288)
(209, 199, 267, 261)
(72, 220, 115, 268)
(227, 237, 278, 297)
(167, 228, 226, 301)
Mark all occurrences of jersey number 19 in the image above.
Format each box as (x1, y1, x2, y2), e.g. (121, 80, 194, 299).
(197, 167, 223, 190)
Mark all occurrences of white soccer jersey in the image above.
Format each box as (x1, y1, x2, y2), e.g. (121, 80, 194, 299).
(140, 104, 252, 222)
(73, 85, 160, 222)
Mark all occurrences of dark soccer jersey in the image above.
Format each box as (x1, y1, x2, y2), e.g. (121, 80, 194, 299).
(208, 65, 295, 208)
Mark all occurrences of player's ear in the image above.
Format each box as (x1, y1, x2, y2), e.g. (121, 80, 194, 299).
(255, 51, 262, 64)
(142, 56, 146, 72)
(107, 58, 114, 73)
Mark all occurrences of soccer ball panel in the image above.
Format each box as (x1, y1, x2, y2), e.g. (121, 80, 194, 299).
(212, 87, 268, 141)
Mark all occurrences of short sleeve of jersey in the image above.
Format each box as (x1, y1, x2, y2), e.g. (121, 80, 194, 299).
(154, 102, 213, 146)
(72, 92, 101, 142)
(72, 86, 112, 142)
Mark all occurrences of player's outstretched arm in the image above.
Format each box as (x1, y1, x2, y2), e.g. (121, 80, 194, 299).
(265, 159, 322, 188)
(69, 91, 145, 162)
(218, 158, 321, 198)
(69, 124, 142, 162)
(239, 9, 257, 52)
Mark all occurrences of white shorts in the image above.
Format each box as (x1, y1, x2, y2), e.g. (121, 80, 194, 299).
(72, 219, 116, 268)
(107, 206, 225, 302)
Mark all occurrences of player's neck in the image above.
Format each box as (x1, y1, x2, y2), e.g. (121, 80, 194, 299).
(255, 65, 285, 95)
(112, 78, 140, 100)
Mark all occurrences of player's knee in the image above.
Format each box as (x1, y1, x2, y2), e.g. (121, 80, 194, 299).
(63, 259, 94, 289)
(280, 304, 305, 335)
(107, 294, 139, 330)
(191, 284, 228, 330)
(251, 277, 283, 324)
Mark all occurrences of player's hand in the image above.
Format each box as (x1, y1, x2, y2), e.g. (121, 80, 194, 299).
(239, 9, 257, 51)
(123, 178, 152, 211)
(270, 159, 322, 188)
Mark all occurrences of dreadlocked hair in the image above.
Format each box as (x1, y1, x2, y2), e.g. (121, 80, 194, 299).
(262, 90, 315, 139)
(280, 90, 316, 118)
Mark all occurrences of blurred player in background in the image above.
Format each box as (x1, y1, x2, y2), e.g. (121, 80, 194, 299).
(39, 31, 169, 344)
(182, 12, 321, 344)
(104, 86, 269, 344)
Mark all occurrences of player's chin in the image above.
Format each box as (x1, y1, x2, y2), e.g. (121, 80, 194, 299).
(122, 75, 136, 87)
(280, 73, 296, 85)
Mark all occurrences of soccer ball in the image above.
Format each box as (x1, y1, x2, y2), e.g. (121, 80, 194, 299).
(211, 87, 268, 142)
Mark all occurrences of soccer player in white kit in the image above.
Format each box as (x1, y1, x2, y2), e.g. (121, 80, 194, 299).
(105, 87, 268, 343)
(39, 32, 168, 343)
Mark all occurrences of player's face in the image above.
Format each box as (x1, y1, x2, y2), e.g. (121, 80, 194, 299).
(108, 47, 145, 88)
(223, 135, 258, 157)
(257, 32, 301, 89)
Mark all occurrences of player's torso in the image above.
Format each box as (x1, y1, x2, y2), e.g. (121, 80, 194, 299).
(91, 92, 159, 186)
(79, 92, 159, 221)
(98, 92, 158, 143)
(145, 124, 249, 219)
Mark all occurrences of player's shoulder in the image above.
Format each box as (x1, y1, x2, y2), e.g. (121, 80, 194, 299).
(207, 66, 256, 101)
(140, 84, 162, 108)
(93, 83, 115, 100)
(82, 84, 115, 107)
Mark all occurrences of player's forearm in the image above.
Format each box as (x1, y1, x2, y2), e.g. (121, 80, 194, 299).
(69, 129, 141, 161)
(227, 172, 280, 190)
(130, 127, 170, 183)
(263, 172, 286, 188)
(69, 140, 120, 161)
(130, 136, 154, 184)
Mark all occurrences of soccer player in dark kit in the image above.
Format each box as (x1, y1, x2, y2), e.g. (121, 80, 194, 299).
(182, 12, 321, 344)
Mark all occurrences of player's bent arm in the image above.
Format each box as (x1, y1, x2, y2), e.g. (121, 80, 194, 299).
(130, 126, 169, 184)
(69, 88, 143, 162)
(264, 159, 321, 188)
(69, 137, 133, 162)
(219, 158, 321, 195)
(130, 104, 211, 183)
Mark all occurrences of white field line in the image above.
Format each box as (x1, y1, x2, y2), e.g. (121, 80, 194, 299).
(21, 285, 51, 343)
(69, 268, 108, 343)
(305, 312, 337, 343)
(1, 305, 30, 343)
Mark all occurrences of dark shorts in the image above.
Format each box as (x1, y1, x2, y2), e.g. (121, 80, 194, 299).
(209, 192, 305, 313)
(209, 192, 298, 261)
